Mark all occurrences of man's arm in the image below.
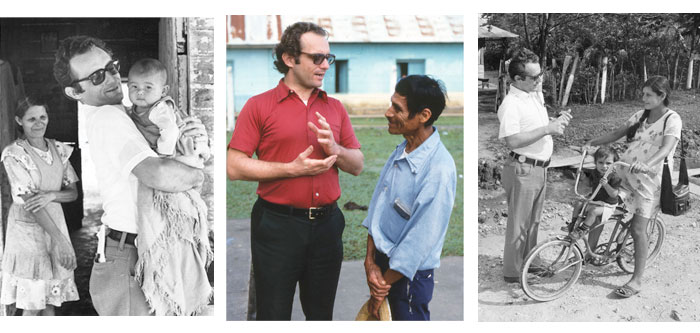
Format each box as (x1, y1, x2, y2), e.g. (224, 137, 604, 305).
(364, 234, 393, 319)
(328, 145, 363, 176)
(132, 156, 203, 192)
(227, 146, 337, 182)
(504, 112, 572, 149)
(387, 164, 456, 281)
(364, 234, 393, 297)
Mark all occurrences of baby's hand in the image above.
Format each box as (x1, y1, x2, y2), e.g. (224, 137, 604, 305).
(175, 136, 205, 169)
(600, 176, 608, 185)
(192, 135, 211, 162)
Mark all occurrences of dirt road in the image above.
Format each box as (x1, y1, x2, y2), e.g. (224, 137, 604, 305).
(479, 195, 700, 321)
(478, 103, 700, 322)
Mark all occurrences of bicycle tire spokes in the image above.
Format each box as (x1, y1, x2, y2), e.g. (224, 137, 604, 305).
(521, 240, 583, 301)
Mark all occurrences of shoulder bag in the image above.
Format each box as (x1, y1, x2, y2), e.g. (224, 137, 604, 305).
(660, 112, 690, 216)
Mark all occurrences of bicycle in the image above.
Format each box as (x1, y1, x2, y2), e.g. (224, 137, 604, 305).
(520, 148, 666, 302)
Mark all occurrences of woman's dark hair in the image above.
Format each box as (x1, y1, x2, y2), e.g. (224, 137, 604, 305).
(626, 76, 671, 142)
(273, 22, 327, 74)
(15, 97, 49, 139)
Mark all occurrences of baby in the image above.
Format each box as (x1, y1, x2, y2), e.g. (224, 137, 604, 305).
(127, 58, 212, 315)
(128, 58, 209, 165)
(568, 146, 622, 240)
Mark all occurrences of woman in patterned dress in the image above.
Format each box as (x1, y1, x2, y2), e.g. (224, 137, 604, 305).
(585, 76, 681, 298)
(0, 97, 80, 315)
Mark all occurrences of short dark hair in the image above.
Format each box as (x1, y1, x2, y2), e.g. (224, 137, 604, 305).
(128, 58, 168, 84)
(273, 22, 328, 74)
(53, 35, 113, 93)
(508, 48, 539, 81)
(593, 145, 619, 163)
(394, 75, 447, 127)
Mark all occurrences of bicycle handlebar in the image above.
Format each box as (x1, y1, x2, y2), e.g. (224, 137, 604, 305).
(573, 148, 656, 201)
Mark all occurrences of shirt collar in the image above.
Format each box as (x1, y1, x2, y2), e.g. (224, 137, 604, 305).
(509, 85, 533, 98)
(397, 126, 441, 174)
(83, 103, 126, 113)
(273, 79, 328, 103)
(509, 85, 545, 104)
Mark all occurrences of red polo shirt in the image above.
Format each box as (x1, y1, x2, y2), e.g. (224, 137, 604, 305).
(229, 80, 361, 208)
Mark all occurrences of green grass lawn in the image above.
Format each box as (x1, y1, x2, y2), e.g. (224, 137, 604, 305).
(226, 116, 464, 260)
(348, 114, 464, 126)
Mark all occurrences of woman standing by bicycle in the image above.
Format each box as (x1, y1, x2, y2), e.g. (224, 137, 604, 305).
(585, 76, 681, 298)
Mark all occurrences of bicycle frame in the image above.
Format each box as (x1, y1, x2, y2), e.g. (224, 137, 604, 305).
(569, 148, 634, 263)
(569, 148, 658, 263)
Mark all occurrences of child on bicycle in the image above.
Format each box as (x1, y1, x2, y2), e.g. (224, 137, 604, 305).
(568, 146, 623, 239)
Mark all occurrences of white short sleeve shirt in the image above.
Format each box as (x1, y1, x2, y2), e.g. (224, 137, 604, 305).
(497, 86, 553, 161)
(85, 104, 157, 233)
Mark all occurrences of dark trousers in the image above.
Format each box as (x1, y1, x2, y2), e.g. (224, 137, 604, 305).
(250, 198, 345, 320)
(375, 252, 434, 321)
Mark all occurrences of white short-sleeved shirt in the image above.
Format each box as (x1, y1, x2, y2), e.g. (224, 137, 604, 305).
(497, 86, 553, 161)
(85, 104, 157, 233)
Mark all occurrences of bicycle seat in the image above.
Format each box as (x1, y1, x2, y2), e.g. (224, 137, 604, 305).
(610, 206, 627, 219)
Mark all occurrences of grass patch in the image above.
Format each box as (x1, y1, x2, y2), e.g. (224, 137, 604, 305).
(227, 117, 464, 260)
(349, 115, 464, 127)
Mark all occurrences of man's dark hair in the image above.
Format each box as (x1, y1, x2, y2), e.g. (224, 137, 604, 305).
(53, 35, 113, 93)
(394, 75, 447, 127)
(273, 22, 328, 74)
(507, 48, 539, 81)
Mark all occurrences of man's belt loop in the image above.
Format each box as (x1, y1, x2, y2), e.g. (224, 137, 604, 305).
(509, 151, 551, 168)
(118, 231, 127, 251)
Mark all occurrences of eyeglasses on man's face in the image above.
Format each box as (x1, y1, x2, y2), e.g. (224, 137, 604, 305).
(522, 71, 543, 81)
(71, 59, 120, 86)
(301, 52, 336, 65)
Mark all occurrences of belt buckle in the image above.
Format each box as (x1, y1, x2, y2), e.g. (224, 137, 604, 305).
(308, 207, 319, 220)
(518, 155, 527, 163)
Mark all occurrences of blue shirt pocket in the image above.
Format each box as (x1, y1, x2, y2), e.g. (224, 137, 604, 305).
(379, 196, 413, 243)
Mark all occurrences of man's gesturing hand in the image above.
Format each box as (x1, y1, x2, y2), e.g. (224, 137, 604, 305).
(308, 112, 341, 156)
(288, 145, 337, 177)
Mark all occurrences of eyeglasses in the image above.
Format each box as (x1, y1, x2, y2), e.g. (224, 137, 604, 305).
(70, 60, 120, 86)
(300, 52, 336, 65)
(523, 71, 544, 81)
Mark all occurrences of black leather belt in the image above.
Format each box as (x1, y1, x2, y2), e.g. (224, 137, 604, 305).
(509, 151, 550, 168)
(260, 198, 337, 220)
(107, 229, 137, 245)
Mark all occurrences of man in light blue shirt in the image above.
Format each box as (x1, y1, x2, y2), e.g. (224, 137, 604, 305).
(362, 75, 456, 321)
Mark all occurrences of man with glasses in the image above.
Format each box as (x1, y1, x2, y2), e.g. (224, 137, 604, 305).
(227, 22, 363, 320)
(497, 48, 572, 284)
(53, 35, 207, 315)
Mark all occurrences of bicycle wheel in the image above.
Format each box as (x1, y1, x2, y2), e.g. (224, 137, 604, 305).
(521, 239, 584, 302)
(617, 215, 666, 274)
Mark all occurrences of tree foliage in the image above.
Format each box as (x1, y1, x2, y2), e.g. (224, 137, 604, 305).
(481, 13, 700, 106)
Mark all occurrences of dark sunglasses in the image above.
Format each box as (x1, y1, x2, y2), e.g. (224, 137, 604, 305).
(71, 60, 120, 86)
(301, 52, 336, 65)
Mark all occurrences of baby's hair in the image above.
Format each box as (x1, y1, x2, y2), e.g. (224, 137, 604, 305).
(128, 58, 168, 84)
(593, 146, 619, 163)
